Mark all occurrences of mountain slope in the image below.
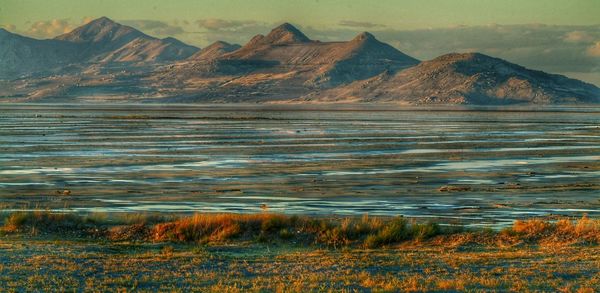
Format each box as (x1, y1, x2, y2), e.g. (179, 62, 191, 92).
(217, 24, 419, 86)
(0, 17, 198, 80)
(1, 20, 598, 105)
(188, 41, 241, 61)
(299, 53, 600, 104)
(54, 17, 198, 62)
(0, 28, 78, 78)
(144, 23, 420, 103)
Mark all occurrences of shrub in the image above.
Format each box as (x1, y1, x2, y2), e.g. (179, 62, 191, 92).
(364, 217, 409, 248)
(261, 215, 289, 232)
(2, 211, 88, 234)
(412, 222, 441, 241)
(512, 219, 552, 236)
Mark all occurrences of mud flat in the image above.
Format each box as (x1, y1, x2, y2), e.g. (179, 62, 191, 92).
(0, 104, 599, 228)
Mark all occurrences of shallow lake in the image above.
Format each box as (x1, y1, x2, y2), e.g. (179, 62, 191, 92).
(1, 104, 599, 228)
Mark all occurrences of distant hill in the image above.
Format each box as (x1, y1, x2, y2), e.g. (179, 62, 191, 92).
(54, 17, 198, 62)
(298, 53, 600, 104)
(0, 17, 198, 79)
(219, 23, 419, 86)
(188, 41, 241, 61)
(0, 18, 598, 104)
(0, 28, 78, 78)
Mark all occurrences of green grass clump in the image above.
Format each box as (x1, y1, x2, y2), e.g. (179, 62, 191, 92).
(364, 217, 410, 248)
(2, 211, 91, 234)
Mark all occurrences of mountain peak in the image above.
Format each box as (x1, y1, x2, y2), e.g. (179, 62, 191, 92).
(88, 16, 116, 26)
(162, 37, 186, 46)
(352, 32, 376, 42)
(274, 22, 300, 31)
(433, 52, 495, 63)
(263, 22, 310, 44)
(55, 16, 143, 43)
(206, 40, 236, 49)
(189, 40, 240, 60)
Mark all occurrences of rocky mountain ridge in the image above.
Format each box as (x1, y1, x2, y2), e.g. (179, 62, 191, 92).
(0, 17, 598, 104)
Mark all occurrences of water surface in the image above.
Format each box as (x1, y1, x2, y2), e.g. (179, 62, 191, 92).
(1, 104, 599, 228)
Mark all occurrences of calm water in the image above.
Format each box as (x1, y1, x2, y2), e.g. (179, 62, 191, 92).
(1, 104, 599, 227)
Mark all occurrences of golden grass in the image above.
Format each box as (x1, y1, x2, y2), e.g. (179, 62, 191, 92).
(2, 211, 599, 248)
(1, 236, 599, 291)
(507, 214, 600, 245)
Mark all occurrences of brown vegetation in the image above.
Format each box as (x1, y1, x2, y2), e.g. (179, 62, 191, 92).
(2, 211, 599, 248)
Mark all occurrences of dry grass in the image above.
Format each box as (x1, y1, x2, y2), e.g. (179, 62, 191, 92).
(504, 215, 600, 245)
(1, 213, 599, 291)
(2, 211, 599, 248)
(2, 211, 91, 235)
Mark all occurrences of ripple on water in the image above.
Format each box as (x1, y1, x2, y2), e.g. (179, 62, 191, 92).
(1, 105, 600, 228)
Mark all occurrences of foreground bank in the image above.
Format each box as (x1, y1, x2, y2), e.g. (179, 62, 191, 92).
(1, 212, 599, 291)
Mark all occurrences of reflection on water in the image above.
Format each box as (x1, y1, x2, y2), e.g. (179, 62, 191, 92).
(1, 104, 599, 228)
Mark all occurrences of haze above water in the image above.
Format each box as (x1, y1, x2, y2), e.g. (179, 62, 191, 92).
(1, 104, 599, 228)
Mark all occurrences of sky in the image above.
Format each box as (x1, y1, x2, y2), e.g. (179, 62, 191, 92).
(1, 0, 599, 85)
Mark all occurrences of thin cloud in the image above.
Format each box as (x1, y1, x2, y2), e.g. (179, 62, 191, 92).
(587, 42, 600, 57)
(27, 19, 75, 38)
(563, 31, 594, 43)
(195, 19, 262, 31)
(24, 17, 95, 38)
(120, 20, 185, 36)
(338, 20, 385, 29)
(191, 19, 274, 46)
(1, 23, 16, 31)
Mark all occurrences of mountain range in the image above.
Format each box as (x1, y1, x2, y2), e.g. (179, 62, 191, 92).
(1, 17, 598, 104)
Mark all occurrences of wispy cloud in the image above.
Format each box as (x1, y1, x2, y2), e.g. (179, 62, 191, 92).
(26, 19, 75, 38)
(563, 31, 594, 43)
(120, 20, 185, 36)
(23, 17, 96, 38)
(195, 19, 263, 31)
(338, 20, 385, 29)
(191, 18, 274, 45)
(587, 42, 600, 57)
(1, 23, 16, 31)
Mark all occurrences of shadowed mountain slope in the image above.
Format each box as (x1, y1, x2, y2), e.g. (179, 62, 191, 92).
(54, 17, 198, 62)
(0, 28, 78, 78)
